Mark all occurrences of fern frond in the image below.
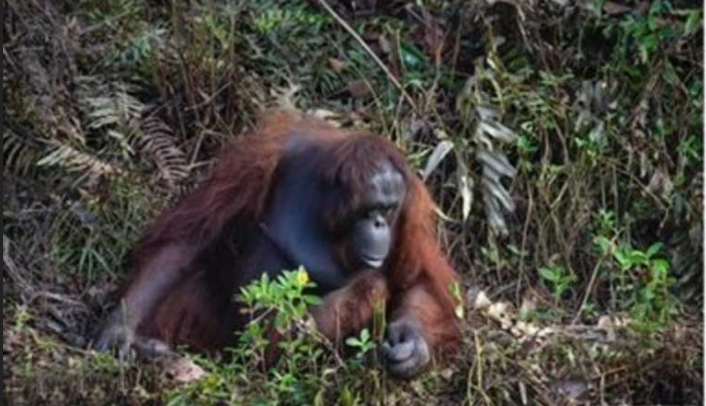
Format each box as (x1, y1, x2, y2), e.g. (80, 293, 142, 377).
(3, 129, 42, 176)
(139, 116, 189, 188)
(37, 142, 124, 180)
(78, 78, 146, 156)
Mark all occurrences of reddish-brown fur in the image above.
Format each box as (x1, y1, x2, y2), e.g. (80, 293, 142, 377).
(117, 109, 461, 361)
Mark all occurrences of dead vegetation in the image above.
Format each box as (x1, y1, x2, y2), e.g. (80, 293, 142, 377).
(3, 0, 703, 405)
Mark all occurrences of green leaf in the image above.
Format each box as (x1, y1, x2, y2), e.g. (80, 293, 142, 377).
(646, 242, 664, 258)
(614, 249, 632, 270)
(303, 295, 323, 306)
(628, 250, 649, 265)
(651, 259, 670, 277)
(360, 328, 370, 342)
(685, 10, 703, 36)
(314, 389, 326, 406)
(345, 338, 360, 348)
(539, 267, 560, 282)
(399, 42, 426, 72)
(340, 386, 358, 406)
(594, 236, 614, 255)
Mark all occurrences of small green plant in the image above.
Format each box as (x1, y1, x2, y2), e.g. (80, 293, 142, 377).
(253, 8, 327, 35)
(595, 237, 677, 332)
(617, 0, 678, 63)
(595, 209, 618, 237)
(538, 265, 577, 300)
(167, 268, 384, 406)
(345, 329, 375, 357)
(608, 0, 702, 66)
(238, 267, 323, 345)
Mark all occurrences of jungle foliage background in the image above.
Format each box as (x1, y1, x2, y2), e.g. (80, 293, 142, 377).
(3, 0, 704, 405)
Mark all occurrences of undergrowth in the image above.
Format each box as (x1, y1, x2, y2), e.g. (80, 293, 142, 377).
(3, 0, 703, 405)
(166, 269, 388, 406)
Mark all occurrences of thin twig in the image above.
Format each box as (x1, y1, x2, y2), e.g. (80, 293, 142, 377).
(572, 257, 605, 325)
(315, 0, 419, 113)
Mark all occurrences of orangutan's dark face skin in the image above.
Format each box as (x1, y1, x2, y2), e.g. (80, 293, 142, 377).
(348, 162, 406, 269)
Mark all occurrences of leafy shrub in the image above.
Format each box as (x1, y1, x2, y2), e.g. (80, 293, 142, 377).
(167, 268, 385, 406)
